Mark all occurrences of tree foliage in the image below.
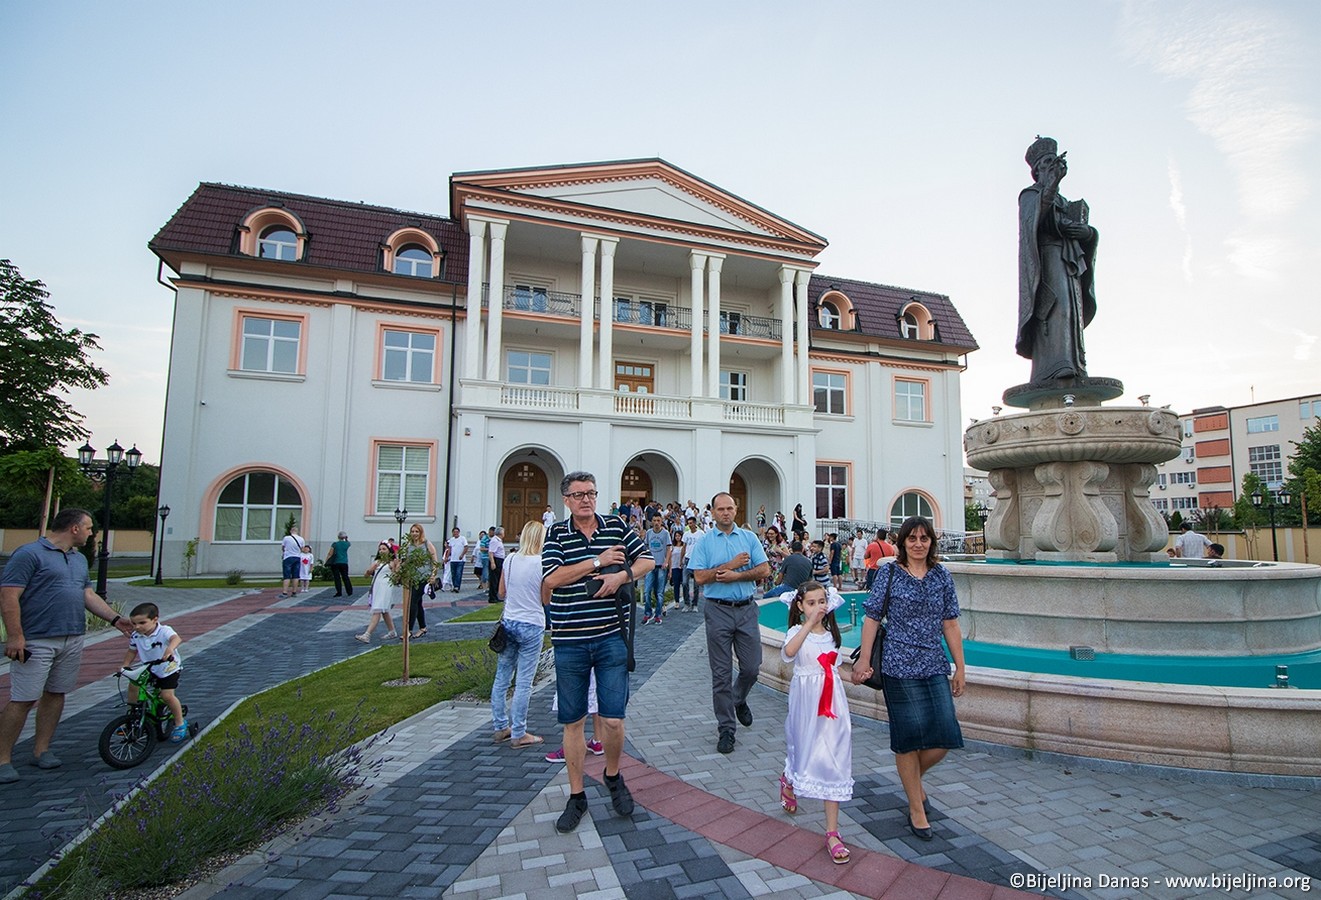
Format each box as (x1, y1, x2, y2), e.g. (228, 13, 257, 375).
(0, 259, 110, 451)
(1287, 421, 1321, 525)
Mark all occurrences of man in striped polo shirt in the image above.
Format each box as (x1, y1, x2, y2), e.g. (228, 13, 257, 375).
(543, 471, 653, 833)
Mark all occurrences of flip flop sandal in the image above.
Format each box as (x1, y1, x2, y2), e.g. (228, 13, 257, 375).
(511, 734, 544, 748)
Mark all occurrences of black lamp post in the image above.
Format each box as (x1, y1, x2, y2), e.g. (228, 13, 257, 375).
(1251, 488, 1292, 561)
(155, 504, 171, 585)
(78, 439, 143, 599)
(974, 503, 991, 553)
(394, 507, 408, 546)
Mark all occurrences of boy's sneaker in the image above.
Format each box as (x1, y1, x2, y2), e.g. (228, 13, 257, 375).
(545, 746, 567, 763)
(170, 721, 189, 743)
(586, 739, 604, 756)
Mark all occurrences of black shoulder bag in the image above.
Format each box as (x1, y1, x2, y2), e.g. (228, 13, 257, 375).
(585, 563, 637, 672)
(849, 564, 895, 690)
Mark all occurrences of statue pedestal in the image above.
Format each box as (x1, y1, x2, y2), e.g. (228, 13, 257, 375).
(966, 384, 1182, 562)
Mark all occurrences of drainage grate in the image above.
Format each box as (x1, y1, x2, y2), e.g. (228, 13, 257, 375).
(1069, 645, 1096, 660)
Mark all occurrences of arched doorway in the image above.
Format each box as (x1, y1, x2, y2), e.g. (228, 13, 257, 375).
(619, 465, 653, 507)
(729, 473, 748, 526)
(502, 462, 548, 538)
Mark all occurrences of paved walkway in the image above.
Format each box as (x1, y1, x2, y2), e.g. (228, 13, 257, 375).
(3, 584, 1319, 899)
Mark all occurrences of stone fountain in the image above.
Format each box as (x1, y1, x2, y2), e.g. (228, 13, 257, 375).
(758, 138, 1321, 777)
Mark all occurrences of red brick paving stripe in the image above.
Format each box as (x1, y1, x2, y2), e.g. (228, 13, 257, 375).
(584, 752, 1033, 899)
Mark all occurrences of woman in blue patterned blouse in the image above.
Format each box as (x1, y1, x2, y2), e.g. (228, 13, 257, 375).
(851, 515, 966, 842)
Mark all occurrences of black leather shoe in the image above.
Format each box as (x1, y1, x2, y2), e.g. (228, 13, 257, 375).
(606, 773, 634, 816)
(735, 702, 753, 727)
(717, 731, 735, 754)
(905, 813, 933, 841)
(556, 796, 589, 833)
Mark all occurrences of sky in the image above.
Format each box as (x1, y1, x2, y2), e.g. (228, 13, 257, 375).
(2, 1, 1318, 464)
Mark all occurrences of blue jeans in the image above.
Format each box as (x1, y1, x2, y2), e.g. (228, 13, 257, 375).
(490, 619, 545, 739)
(449, 561, 465, 590)
(644, 567, 667, 618)
(683, 568, 701, 608)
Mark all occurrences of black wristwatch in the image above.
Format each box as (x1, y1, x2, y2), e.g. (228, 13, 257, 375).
(110, 615, 121, 626)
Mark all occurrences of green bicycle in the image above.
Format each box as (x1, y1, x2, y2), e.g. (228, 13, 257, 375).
(98, 659, 199, 769)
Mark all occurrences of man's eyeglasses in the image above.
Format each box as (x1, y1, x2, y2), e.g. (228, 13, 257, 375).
(564, 490, 599, 501)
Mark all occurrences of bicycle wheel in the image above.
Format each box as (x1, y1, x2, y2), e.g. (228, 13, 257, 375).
(99, 714, 157, 769)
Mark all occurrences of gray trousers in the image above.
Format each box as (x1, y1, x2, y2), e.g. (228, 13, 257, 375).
(703, 600, 763, 734)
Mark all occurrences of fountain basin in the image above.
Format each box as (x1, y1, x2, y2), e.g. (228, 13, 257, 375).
(757, 594, 1321, 777)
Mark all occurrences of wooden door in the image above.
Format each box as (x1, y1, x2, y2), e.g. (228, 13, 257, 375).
(729, 473, 748, 526)
(501, 462, 548, 539)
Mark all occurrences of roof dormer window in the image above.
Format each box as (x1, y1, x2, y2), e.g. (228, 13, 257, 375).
(239, 207, 307, 261)
(383, 228, 441, 279)
(819, 301, 841, 329)
(259, 226, 298, 261)
(898, 301, 936, 340)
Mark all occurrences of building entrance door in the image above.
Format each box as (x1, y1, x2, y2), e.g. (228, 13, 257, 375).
(501, 462, 548, 539)
(620, 465, 653, 509)
(729, 473, 748, 525)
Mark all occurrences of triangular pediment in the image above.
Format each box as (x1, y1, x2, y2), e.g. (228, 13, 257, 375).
(451, 159, 825, 249)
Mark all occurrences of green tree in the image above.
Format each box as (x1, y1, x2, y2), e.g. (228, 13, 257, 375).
(1286, 421, 1321, 525)
(0, 259, 110, 451)
(1232, 473, 1267, 529)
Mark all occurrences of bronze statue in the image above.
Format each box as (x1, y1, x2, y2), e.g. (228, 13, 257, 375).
(1016, 136, 1098, 384)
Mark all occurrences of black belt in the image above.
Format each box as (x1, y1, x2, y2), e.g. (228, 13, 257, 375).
(708, 598, 752, 608)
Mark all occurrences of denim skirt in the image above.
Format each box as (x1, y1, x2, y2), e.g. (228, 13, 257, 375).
(880, 674, 964, 754)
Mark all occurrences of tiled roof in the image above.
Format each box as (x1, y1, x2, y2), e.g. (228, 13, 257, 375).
(150, 183, 468, 283)
(808, 273, 978, 351)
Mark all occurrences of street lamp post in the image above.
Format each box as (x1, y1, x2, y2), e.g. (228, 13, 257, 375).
(155, 504, 171, 585)
(394, 508, 408, 546)
(975, 503, 991, 554)
(78, 439, 143, 599)
(1251, 488, 1292, 562)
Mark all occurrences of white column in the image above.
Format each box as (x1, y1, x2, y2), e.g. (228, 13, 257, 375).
(795, 270, 811, 405)
(689, 252, 706, 397)
(482, 221, 508, 382)
(579, 235, 598, 388)
(706, 254, 724, 399)
(463, 219, 487, 380)
(597, 237, 618, 390)
(778, 267, 795, 404)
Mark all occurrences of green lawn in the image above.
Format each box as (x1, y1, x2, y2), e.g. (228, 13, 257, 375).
(448, 602, 504, 623)
(35, 639, 497, 899)
(127, 577, 283, 588)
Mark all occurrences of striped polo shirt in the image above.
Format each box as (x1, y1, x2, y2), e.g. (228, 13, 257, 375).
(543, 513, 646, 644)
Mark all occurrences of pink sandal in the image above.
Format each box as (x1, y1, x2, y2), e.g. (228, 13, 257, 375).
(778, 775, 797, 814)
(826, 830, 850, 864)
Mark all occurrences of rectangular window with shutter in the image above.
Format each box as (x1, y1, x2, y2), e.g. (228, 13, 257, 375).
(373, 442, 434, 515)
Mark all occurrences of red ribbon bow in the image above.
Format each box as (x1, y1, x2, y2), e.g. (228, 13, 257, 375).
(816, 650, 838, 718)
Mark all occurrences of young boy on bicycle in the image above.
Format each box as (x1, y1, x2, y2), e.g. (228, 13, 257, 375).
(122, 602, 189, 742)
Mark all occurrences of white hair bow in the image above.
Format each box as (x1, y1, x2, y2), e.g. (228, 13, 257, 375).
(778, 585, 845, 614)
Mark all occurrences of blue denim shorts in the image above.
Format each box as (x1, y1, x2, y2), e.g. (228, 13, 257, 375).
(553, 634, 629, 724)
(881, 673, 964, 754)
(282, 557, 300, 579)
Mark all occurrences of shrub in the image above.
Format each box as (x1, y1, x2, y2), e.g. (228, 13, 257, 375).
(311, 561, 332, 582)
(224, 569, 245, 586)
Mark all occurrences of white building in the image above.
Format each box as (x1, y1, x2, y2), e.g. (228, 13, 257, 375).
(149, 159, 978, 574)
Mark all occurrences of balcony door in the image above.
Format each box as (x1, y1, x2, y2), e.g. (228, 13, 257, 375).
(615, 361, 654, 394)
(501, 462, 548, 539)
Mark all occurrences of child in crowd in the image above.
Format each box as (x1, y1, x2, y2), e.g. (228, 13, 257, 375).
(122, 602, 189, 742)
(779, 581, 853, 864)
(809, 540, 831, 587)
(667, 531, 685, 612)
(299, 544, 313, 592)
(546, 669, 605, 762)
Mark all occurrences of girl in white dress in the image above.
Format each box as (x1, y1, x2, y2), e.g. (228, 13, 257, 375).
(356, 542, 400, 642)
(780, 581, 854, 864)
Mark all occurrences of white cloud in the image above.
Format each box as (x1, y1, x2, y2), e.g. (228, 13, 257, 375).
(1120, 1, 1318, 279)
(1293, 328, 1317, 362)
(1167, 155, 1194, 282)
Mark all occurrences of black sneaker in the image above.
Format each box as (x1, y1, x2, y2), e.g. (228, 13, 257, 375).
(717, 731, 735, 754)
(606, 773, 634, 816)
(735, 702, 753, 727)
(556, 795, 588, 833)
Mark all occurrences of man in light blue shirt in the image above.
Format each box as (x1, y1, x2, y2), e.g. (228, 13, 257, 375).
(642, 515, 670, 624)
(687, 492, 770, 753)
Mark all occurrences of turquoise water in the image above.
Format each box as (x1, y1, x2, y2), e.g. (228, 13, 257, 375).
(758, 595, 1321, 691)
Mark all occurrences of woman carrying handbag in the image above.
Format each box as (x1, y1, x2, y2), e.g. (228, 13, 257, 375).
(850, 515, 965, 842)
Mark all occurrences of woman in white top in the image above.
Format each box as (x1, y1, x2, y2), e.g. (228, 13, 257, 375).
(491, 520, 547, 748)
(356, 542, 400, 642)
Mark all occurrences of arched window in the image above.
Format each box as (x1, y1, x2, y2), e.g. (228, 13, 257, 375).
(898, 301, 936, 340)
(900, 311, 920, 339)
(818, 301, 840, 329)
(383, 227, 441, 279)
(890, 491, 934, 528)
(393, 244, 434, 278)
(258, 226, 298, 261)
(239, 207, 306, 260)
(214, 471, 303, 542)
